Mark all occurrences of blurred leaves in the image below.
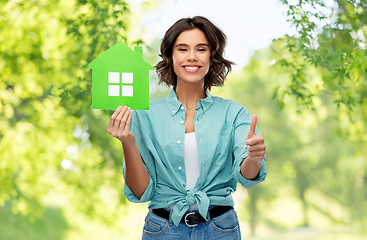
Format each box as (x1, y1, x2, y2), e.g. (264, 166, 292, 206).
(1, 0, 366, 236)
(276, 0, 367, 111)
(213, 35, 367, 233)
(0, 0, 133, 224)
(266, 3, 367, 231)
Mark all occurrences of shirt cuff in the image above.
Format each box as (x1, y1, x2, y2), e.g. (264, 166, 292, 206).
(124, 176, 154, 203)
(234, 157, 267, 188)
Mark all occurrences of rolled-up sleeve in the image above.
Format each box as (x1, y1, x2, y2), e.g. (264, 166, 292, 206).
(123, 110, 156, 203)
(123, 173, 155, 202)
(231, 106, 267, 188)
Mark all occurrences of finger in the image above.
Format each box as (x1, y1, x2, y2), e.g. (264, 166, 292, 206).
(246, 136, 264, 146)
(119, 106, 130, 129)
(108, 106, 122, 131)
(247, 144, 266, 152)
(248, 150, 266, 157)
(247, 114, 257, 139)
(115, 106, 128, 127)
(124, 108, 132, 132)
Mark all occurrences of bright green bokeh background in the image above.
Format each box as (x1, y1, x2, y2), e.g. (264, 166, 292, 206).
(0, 0, 366, 239)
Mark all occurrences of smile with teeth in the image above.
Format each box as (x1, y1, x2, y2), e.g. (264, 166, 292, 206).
(184, 66, 200, 70)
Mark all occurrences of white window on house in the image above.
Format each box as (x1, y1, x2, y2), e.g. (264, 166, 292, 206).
(108, 85, 120, 96)
(121, 73, 133, 84)
(108, 72, 133, 97)
(121, 85, 133, 97)
(108, 72, 120, 83)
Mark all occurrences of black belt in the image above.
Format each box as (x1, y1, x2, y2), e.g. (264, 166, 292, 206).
(152, 205, 233, 227)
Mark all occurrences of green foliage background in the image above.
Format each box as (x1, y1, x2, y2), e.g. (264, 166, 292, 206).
(0, 0, 135, 225)
(0, 0, 366, 239)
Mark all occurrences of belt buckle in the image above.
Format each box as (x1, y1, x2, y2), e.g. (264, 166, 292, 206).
(184, 212, 198, 227)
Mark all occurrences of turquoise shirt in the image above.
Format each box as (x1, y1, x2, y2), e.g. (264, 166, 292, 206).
(124, 89, 267, 226)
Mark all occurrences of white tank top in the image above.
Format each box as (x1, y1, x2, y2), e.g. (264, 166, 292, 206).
(166, 132, 200, 211)
(183, 132, 200, 190)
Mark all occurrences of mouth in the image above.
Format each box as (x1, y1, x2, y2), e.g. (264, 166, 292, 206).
(184, 66, 200, 70)
(182, 65, 202, 72)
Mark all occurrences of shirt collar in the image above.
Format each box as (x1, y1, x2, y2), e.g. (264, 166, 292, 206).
(197, 89, 213, 112)
(166, 87, 214, 116)
(166, 88, 182, 116)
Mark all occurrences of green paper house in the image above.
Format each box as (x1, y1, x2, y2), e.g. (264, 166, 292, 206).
(86, 41, 154, 110)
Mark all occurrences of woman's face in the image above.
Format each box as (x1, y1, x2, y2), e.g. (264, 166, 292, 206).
(172, 28, 211, 87)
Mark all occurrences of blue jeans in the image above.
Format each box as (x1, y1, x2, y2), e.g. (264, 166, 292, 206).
(142, 208, 241, 240)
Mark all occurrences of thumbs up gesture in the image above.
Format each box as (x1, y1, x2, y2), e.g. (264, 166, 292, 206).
(246, 114, 266, 162)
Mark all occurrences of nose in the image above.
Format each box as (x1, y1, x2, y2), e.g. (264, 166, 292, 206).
(187, 50, 197, 61)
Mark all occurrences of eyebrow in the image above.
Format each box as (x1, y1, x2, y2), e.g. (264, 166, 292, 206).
(175, 43, 209, 48)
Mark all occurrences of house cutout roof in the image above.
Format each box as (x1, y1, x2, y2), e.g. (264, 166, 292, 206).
(86, 41, 154, 110)
(86, 41, 155, 71)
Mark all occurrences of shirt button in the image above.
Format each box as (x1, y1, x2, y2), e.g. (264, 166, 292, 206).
(180, 121, 184, 124)
(172, 110, 175, 114)
(177, 140, 181, 144)
(202, 162, 205, 167)
(180, 106, 184, 110)
(178, 166, 182, 170)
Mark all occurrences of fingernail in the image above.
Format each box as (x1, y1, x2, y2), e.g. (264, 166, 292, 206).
(123, 106, 127, 109)
(128, 107, 131, 111)
(118, 106, 122, 109)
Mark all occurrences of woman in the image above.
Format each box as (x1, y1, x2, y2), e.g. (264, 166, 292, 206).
(107, 16, 267, 239)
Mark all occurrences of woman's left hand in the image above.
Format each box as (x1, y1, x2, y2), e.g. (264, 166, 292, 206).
(246, 114, 266, 161)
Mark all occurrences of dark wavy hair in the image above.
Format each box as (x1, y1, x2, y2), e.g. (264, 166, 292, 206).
(155, 16, 234, 91)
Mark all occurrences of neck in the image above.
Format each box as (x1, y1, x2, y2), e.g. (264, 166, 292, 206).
(175, 81, 206, 109)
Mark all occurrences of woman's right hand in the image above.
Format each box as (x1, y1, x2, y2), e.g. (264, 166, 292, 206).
(107, 106, 135, 145)
(108, 106, 149, 199)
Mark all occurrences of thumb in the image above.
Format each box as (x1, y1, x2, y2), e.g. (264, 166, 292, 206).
(247, 114, 257, 139)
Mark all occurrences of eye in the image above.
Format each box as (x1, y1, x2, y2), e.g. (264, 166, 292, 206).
(179, 48, 188, 52)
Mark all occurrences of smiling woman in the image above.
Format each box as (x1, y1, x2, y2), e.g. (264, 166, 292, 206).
(172, 29, 211, 87)
(156, 16, 234, 90)
(172, 28, 211, 133)
(107, 16, 267, 240)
